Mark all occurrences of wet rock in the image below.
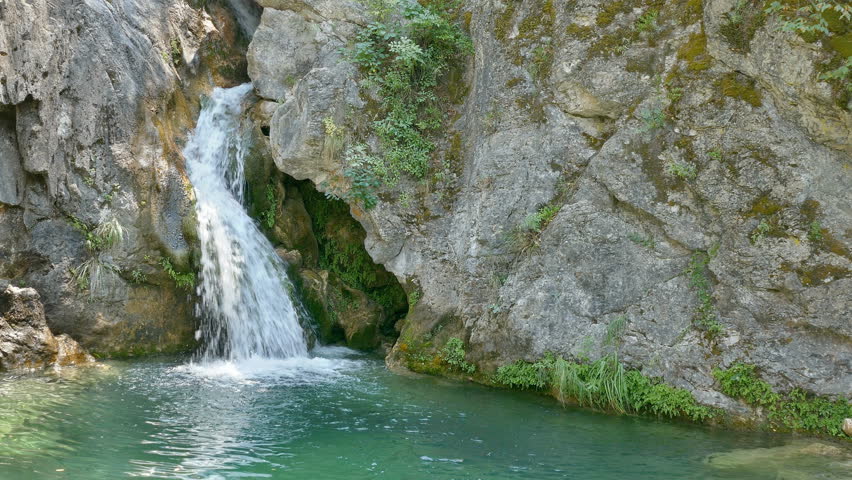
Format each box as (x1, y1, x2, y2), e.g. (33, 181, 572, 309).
(0, 285, 94, 370)
(297, 269, 386, 350)
(705, 441, 852, 480)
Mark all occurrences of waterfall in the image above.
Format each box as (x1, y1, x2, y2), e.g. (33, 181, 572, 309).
(183, 84, 308, 361)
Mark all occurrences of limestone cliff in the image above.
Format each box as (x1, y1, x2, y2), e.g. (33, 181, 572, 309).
(246, 0, 851, 420)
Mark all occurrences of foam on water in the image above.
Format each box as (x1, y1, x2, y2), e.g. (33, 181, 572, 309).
(183, 84, 309, 361)
(175, 352, 365, 383)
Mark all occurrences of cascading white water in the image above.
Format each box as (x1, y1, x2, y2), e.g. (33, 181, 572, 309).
(183, 84, 308, 361)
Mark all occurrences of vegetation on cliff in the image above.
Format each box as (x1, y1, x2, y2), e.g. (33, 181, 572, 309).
(343, 0, 473, 208)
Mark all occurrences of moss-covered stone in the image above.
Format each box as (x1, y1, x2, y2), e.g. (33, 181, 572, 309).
(677, 31, 713, 72)
(678, 0, 704, 26)
(748, 195, 784, 217)
(588, 26, 638, 58)
(797, 264, 852, 287)
(515, 94, 548, 123)
(596, 1, 630, 28)
(565, 23, 594, 40)
(718, 72, 763, 107)
(297, 180, 408, 346)
(494, 2, 517, 42)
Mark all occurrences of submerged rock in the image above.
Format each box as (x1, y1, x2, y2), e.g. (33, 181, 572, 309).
(0, 285, 94, 371)
(705, 441, 852, 480)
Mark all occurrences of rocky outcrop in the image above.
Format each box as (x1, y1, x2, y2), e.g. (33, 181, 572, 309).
(0, 284, 94, 370)
(0, 0, 250, 355)
(248, 0, 851, 418)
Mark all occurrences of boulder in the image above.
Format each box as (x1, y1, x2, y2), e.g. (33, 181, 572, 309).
(0, 285, 94, 371)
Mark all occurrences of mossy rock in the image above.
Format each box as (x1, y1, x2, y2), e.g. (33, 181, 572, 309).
(677, 31, 713, 72)
(718, 72, 763, 107)
(796, 264, 852, 287)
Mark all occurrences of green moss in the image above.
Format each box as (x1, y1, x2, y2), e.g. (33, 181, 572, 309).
(748, 195, 783, 217)
(565, 23, 594, 40)
(494, 2, 517, 42)
(625, 56, 658, 75)
(588, 27, 638, 57)
(718, 72, 763, 107)
(714, 363, 852, 438)
(596, 1, 629, 28)
(677, 31, 713, 71)
(679, 0, 704, 26)
(796, 264, 852, 286)
(829, 32, 852, 58)
(299, 182, 408, 326)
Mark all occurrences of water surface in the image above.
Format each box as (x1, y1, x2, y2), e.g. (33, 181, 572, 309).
(1, 348, 848, 479)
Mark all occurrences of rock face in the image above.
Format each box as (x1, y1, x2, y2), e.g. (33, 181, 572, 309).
(248, 0, 851, 414)
(0, 0, 250, 355)
(0, 285, 94, 370)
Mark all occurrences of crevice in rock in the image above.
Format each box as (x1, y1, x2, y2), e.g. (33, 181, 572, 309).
(242, 134, 408, 351)
(0, 104, 24, 206)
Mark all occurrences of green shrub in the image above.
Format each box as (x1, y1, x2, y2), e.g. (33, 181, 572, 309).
(766, 1, 851, 37)
(161, 257, 196, 290)
(509, 204, 561, 254)
(495, 355, 555, 389)
(751, 218, 771, 244)
(68, 216, 126, 295)
(639, 107, 666, 132)
(714, 363, 780, 406)
(808, 220, 824, 242)
(494, 351, 714, 422)
(635, 9, 658, 33)
(714, 363, 852, 437)
(628, 233, 656, 250)
(70, 216, 124, 253)
(346, 1, 473, 201)
(440, 337, 476, 374)
(665, 159, 698, 181)
(342, 144, 382, 209)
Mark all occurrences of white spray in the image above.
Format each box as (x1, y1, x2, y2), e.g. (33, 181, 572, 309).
(183, 84, 308, 360)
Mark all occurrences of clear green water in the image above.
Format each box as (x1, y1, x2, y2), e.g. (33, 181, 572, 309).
(0, 347, 849, 479)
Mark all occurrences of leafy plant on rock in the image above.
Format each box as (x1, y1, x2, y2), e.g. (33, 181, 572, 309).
(440, 337, 476, 374)
(345, 0, 473, 206)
